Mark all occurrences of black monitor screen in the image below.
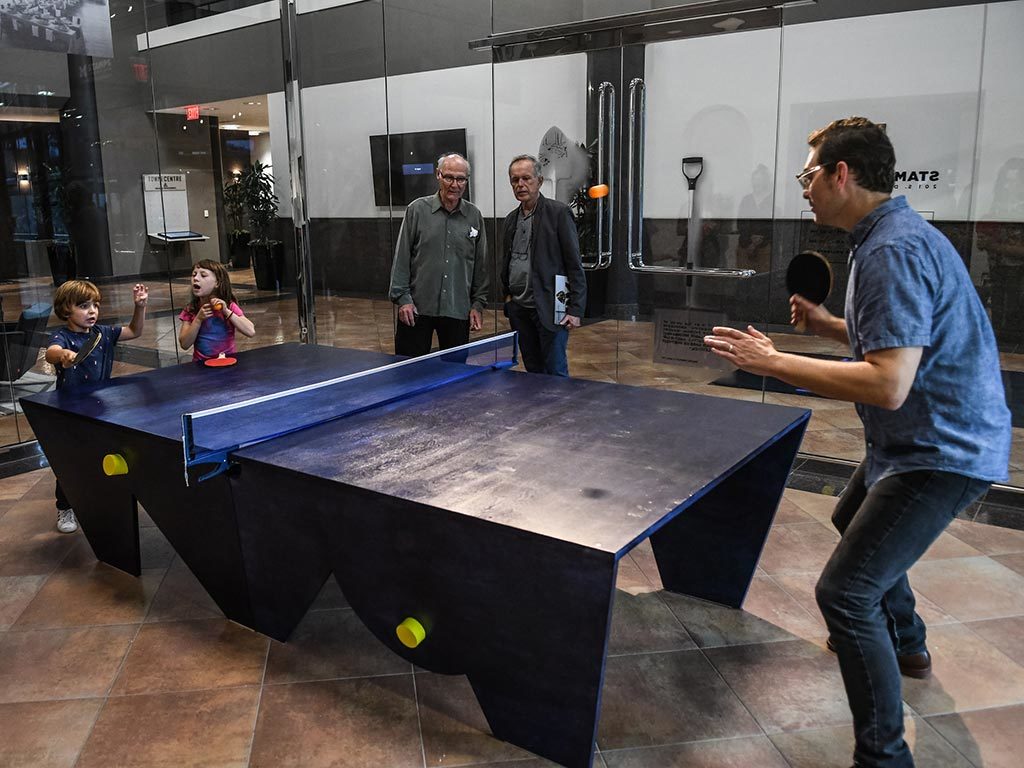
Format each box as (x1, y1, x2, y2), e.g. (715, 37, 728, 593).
(369, 129, 468, 206)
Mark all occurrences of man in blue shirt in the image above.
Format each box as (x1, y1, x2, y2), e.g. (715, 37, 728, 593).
(705, 117, 1010, 768)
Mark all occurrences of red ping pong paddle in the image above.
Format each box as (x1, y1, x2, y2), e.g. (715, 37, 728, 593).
(204, 355, 237, 367)
(786, 250, 833, 332)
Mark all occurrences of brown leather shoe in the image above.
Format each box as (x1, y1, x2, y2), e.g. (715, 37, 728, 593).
(825, 638, 932, 679)
(897, 650, 932, 679)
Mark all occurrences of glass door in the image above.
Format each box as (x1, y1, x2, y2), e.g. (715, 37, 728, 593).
(488, 5, 785, 404)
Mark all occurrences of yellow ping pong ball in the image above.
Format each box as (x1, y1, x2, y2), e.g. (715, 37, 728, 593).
(102, 453, 128, 476)
(396, 617, 426, 648)
(587, 184, 609, 199)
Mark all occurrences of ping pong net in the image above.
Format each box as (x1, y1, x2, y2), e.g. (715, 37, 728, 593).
(181, 332, 518, 485)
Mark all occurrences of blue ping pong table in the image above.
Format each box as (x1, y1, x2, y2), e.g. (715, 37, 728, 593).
(22, 337, 809, 768)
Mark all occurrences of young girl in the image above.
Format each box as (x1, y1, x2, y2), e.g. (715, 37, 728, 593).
(179, 260, 256, 361)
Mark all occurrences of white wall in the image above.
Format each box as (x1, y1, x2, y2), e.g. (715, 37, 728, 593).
(492, 54, 589, 213)
(643, 28, 782, 220)
(273, 1, 1023, 226)
(384, 64, 495, 215)
(974, 1, 1024, 221)
(776, 5, 987, 221)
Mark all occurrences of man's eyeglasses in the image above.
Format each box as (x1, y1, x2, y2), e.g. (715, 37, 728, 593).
(440, 174, 469, 185)
(795, 163, 831, 189)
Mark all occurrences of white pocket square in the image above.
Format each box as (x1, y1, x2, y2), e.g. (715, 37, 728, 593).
(469, 227, 479, 239)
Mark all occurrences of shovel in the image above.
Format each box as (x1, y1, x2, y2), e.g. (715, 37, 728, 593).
(681, 156, 704, 304)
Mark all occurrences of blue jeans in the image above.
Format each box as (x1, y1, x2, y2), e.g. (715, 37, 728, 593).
(815, 462, 988, 768)
(505, 301, 569, 377)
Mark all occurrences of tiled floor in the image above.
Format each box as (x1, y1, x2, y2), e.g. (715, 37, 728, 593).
(2, 469, 1024, 767)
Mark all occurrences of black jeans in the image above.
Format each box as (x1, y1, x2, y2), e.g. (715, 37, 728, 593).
(394, 315, 469, 358)
(816, 462, 989, 767)
(55, 481, 70, 511)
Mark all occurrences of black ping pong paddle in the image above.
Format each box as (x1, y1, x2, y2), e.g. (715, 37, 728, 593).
(786, 250, 833, 332)
(70, 328, 102, 366)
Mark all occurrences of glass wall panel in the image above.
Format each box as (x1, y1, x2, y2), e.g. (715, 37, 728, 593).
(141, 1, 289, 355)
(0, 4, 180, 447)
(489, 7, 783, 396)
(970, 0, 1024, 486)
(487, 0, 1023, 489)
(1, 0, 1021, 494)
(380, 0, 498, 349)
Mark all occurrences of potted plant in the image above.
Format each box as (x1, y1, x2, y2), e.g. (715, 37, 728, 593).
(239, 161, 280, 290)
(223, 176, 250, 268)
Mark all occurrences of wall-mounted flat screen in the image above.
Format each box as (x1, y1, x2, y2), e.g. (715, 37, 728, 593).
(369, 128, 468, 206)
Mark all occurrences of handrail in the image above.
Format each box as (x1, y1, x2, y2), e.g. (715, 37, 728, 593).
(626, 77, 754, 278)
(583, 81, 615, 271)
(626, 77, 646, 271)
(468, 1, 816, 50)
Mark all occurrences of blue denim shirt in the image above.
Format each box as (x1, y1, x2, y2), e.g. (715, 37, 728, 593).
(845, 196, 1010, 487)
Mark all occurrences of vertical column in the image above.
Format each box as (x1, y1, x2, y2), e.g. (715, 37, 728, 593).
(61, 55, 112, 278)
(278, 0, 317, 344)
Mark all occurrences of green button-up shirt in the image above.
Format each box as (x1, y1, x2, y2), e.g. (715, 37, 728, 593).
(389, 193, 489, 319)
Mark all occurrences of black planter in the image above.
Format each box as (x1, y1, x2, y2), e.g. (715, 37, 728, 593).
(228, 232, 251, 268)
(47, 243, 77, 286)
(251, 242, 283, 291)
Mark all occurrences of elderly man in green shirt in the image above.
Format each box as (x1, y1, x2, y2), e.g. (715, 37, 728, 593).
(388, 152, 489, 357)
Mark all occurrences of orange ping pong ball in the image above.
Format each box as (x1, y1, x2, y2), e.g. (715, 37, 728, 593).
(587, 184, 609, 199)
(212, 299, 224, 312)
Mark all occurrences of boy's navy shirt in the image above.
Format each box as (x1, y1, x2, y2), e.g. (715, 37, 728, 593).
(48, 324, 122, 390)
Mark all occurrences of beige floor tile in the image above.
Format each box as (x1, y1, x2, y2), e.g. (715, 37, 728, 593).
(0, 625, 136, 703)
(946, 518, 1024, 556)
(910, 556, 1024, 621)
(965, 616, 1024, 668)
(0, 574, 46, 629)
(77, 687, 260, 768)
(704, 639, 852, 733)
(250, 677, 421, 768)
(757, 522, 840, 575)
(770, 716, 972, 768)
(784, 488, 842, 525)
(902, 623, 1024, 715)
(598, 650, 761, 749)
(928, 703, 1024, 768)
(14, 563, 162, 629)
(111, 618, 269, 696)
(0, 699, 103, 768)
(602, 736, 791, 767)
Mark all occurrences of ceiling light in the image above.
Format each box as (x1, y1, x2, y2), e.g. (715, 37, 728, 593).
(222, 124, 241, 130)
(248, 131, 261, 136)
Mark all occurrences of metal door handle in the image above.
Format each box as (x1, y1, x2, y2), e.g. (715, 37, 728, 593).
(625, 79, 754, 278)
(583, 81, 615, 270)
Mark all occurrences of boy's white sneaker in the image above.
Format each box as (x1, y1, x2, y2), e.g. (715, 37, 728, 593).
(56, 508, 78, 534)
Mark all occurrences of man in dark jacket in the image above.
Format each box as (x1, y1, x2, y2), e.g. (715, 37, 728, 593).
(501, 154, 587, 376)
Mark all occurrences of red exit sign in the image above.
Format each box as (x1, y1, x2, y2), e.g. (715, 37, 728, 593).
(185, 105, 200, 121)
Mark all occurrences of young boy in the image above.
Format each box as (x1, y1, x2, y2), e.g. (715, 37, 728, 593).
(44, 280, 148, 533)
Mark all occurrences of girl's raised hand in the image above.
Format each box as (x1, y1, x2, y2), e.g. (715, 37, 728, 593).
(133, 283, 149, 306)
